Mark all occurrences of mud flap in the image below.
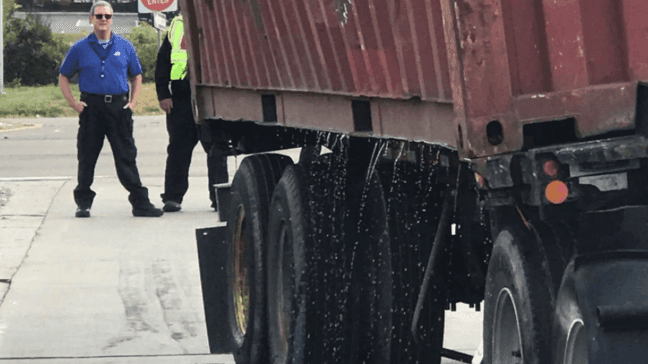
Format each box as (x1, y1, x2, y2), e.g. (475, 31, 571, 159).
(196, 225, 232, 354)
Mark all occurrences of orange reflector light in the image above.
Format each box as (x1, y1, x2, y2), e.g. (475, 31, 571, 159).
(543, 160, 559, 178)
(545, 181, 568, 204)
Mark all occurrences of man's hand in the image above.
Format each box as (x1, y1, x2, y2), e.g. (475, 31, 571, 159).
(159, 98, 173, 114)
(124, 101, 136, 110)
(72, 101, 88, 114)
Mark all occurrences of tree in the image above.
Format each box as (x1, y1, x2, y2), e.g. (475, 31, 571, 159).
(2, 0, 17, 39)
(3, 0, 18, 53)
(3, 14, 66, 86)
(128, 22, 160, 83)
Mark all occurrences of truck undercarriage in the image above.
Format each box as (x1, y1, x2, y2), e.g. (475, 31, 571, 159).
(195, 110, 648, 363)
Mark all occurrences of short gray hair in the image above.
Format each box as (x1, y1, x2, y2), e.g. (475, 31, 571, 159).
(90, 1, 113, 16)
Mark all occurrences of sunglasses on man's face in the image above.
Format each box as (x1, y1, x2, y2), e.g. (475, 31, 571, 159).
(94, 14, 112, 20)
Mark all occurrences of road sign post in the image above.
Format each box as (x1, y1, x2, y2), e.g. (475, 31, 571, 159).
(138, 0, 174, 49)
(1, 0, 4, 95)
(153, 11, 167, 48)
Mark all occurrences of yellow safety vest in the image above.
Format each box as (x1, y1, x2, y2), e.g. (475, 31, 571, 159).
(168, 15, 188, 80)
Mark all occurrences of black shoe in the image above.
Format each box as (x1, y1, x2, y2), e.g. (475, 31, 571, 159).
(163, 201, 182, 212)
(75, 207, 90, 218)
(132, 203, 164, 217)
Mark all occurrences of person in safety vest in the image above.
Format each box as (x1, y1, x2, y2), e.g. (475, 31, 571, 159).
(155, 13, 229, 212)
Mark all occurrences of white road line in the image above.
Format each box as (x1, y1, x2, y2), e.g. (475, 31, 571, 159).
(0, 176, 112, 181)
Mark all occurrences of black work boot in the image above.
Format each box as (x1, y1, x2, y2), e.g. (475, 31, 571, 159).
(163, 201, 182, 212)
(75, 207, 91, 218)
(132, 202, 164, 217)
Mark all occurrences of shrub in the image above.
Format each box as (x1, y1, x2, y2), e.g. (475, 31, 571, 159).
(128, 22, 161, 83)
(43, 33, 71, 70)
(3, 14, 68, 86)
(2, 0, 17, 41)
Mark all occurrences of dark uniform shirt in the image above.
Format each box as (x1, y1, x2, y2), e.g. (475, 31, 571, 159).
(155, 35, 191, 100)
(60, 33, 142, 94)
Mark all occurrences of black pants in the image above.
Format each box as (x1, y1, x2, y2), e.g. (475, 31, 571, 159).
(74, 94, 150, 209)
(161, 96, 229, 207)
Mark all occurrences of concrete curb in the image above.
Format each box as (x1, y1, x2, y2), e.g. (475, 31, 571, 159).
(0, 124, 43, 133)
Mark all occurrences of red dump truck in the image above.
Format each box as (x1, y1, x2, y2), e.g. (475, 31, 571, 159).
(187, 0, 648, 363)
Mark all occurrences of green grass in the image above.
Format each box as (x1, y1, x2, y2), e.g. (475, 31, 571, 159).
(0, 82, 164, 118)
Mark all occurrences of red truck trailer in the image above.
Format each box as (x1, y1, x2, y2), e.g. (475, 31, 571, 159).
(187, 0, 648, 363)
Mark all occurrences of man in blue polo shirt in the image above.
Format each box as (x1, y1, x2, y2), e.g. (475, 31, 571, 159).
(59, 1, 163, 218)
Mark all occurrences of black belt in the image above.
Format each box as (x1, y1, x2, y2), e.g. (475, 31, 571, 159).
(81, 92, 128, 103)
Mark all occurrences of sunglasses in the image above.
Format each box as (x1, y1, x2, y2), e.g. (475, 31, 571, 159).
(94, 14, 112, 20)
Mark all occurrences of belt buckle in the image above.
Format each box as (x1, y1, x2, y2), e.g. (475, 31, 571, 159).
(104, 95, 112, 103)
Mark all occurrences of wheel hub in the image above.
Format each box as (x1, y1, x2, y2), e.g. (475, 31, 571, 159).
(493, 288, 524, 364)
(232, 205, 249, 335)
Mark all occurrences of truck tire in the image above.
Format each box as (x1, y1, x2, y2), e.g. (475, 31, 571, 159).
(552, 206, 648, 364)
(305, 153, 349, 363)
(267, 155, 393, 364)
(378, 161, 445, 364)
(552, 261, 587, 364)
(266, 164, 322, 364)
(267, 155, 344, 364)
(483, 223, 554, 364)
(225, 154, 293, 364)
(345, 170, 393, 364)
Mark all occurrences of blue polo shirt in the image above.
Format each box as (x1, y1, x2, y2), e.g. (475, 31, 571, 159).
(60, 33, 142, 95)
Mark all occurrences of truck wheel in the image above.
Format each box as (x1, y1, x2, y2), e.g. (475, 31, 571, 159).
(345, 171, 393, 364)
(552, 261, 587, 364)
(483, 224, 554, 364)
(267, 156, 393, 364)
(266, 164, 321, 364)
(226, 154, 293, 364)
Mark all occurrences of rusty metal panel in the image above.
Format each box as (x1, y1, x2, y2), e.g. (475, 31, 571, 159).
(442, 0, 648, 158)
(183, 0, 648, 158)
(374, 99, 456, 147)
(281, 93, 355, 133)
(210, 88, 264, 122)
(195, 85, 215, 121)
(621, 0, 648, 81)
(183, 0, 452, 101)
